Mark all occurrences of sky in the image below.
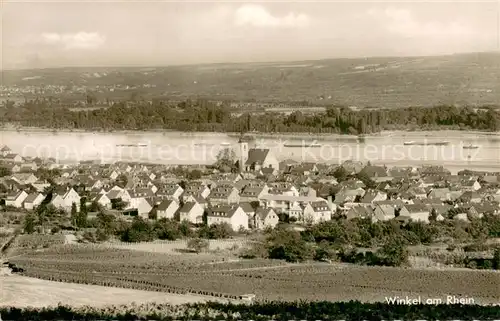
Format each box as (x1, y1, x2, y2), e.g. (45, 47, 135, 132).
(1, 1, 500, 69)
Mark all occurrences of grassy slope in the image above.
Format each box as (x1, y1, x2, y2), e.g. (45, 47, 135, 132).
(1, 52, 499, 108)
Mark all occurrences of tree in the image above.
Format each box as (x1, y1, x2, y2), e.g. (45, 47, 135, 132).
(493, 249, 500, 270)
(154, 218, 180, 240)
(187, 238, 209, 254)
(214, 148, 236, 172)
(332, 166, 348, 182)
(206, 223, 234, 239)
(377, 237, 409, 267)
(0, 166, 12, 178)
(121, 217, 155, 242)
(70, 202, 78, 226)
(266, 227, 313, 262)
(111, 198, 127, 210)
(23, 214, 36, 234)
(76, 199, 87, 228)
(116, 174, 128, 189)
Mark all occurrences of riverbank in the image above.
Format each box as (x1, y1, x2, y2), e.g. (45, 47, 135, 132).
(2, 125, 500, 140)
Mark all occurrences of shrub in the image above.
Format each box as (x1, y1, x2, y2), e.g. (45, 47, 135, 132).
(187, 238, 209, 254)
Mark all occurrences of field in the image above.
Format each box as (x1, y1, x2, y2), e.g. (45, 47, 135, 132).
(8, 245, 500, 305)
(2, 52, 499, 108)
(0, 275, 227, 308)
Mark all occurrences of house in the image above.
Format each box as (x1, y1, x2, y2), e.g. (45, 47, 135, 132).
(207, 205, 248, 231)
(402, 204, 430, 223)
(239, 202, 256, 221)
(11, 173, 38, 185)
(183, 194, 208, 209)
(0, 145, 12, 157)
(244, 148, 279, 172)
(427, 188, 450, 201)
(130, 198, 153, 218)
(23, 192, 45, 210)
(181, 182, 210, 201)
(49, 193, 66, 210)
(298, 186, 317, 198)
(1, 154, 23, 163)
(341, 160, 364, 175)
(158, 183, 184, 200)
(156, 199, 180, 219)
(5, 190, 28, 208)
(179, 201, 204, 224)
(62, 188, 81, 212)
(239, 185, 269, 203)
(460, 180, 481, 192)
(359, 190, 387, 204)
(267, 183, 299, 196)
(254, 208, 279, 230)
(459, 191, 482, 204)
(209, 185, 240, 205)
(359, 165, 390, 181)
(373, 203, 406, 222)
(19, 162, 38, 172)
(303, 200, 332, 224)
(345, 205, 375, 220)
(2, 164, 20, 173)
(93, 193, 112, 209)
(288, 201, 304, 221)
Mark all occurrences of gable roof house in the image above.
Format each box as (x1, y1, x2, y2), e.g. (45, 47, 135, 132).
(459, 191, 483, 204)
(345, 205, 375, 220)
(244, 148, 279, 172)
(157, 184, 184, 201)
(303, 200, 332, 224)
(1, 153, 24, 163)
(5, 190, 29, 208)
(93, 193, 112, 209)
(181, 182, 210, 201)
(239, 185, 269, 203)
(359, 165, 391, 182)
(156, 199, 180, 220)
(372, 202, 410, 222)
(2, 163, 21, 173)
(460, 179, 481, 192)
(254, 208, 279, 230)
(209, 185, 240, 205)
(359, 190, 387, 204)
(427, 188, 451, 201)
(401, 204, 431, 223)
(11, 173, 38, 185)
(23, 192, 45, 210)
(267, 183, 299, 196)
(19, 162, 38, 172)
(61, 188, 81, 212)
(207, 205, 248, 231)
(179, 201, 204, 224)
(0, 145, 12, 157)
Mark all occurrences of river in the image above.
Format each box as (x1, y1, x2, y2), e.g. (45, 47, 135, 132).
(1, 130, 500, 174)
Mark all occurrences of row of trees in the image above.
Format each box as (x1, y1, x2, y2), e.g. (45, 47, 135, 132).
(3, 100, 500, 134)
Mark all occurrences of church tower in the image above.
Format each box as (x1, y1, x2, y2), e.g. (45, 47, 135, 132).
(238, 136, 249, 172)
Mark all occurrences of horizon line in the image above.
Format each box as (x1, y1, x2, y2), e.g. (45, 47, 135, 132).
(2, 50, 499, 72)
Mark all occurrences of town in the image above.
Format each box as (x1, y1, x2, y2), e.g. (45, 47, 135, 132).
(1, 139, 500, 233)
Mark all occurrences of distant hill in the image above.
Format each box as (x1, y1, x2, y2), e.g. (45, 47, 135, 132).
(1, 52, 499, 108)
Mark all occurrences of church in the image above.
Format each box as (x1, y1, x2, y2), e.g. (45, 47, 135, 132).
(238, 137, 279, 172)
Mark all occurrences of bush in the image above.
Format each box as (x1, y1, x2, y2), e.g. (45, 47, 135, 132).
(187, 238, 209, 254)
(120, 217, 155, 242)
(376, 237, 409, 267)
(313, 240, 337, 262)
(266, 228, 313, 262)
